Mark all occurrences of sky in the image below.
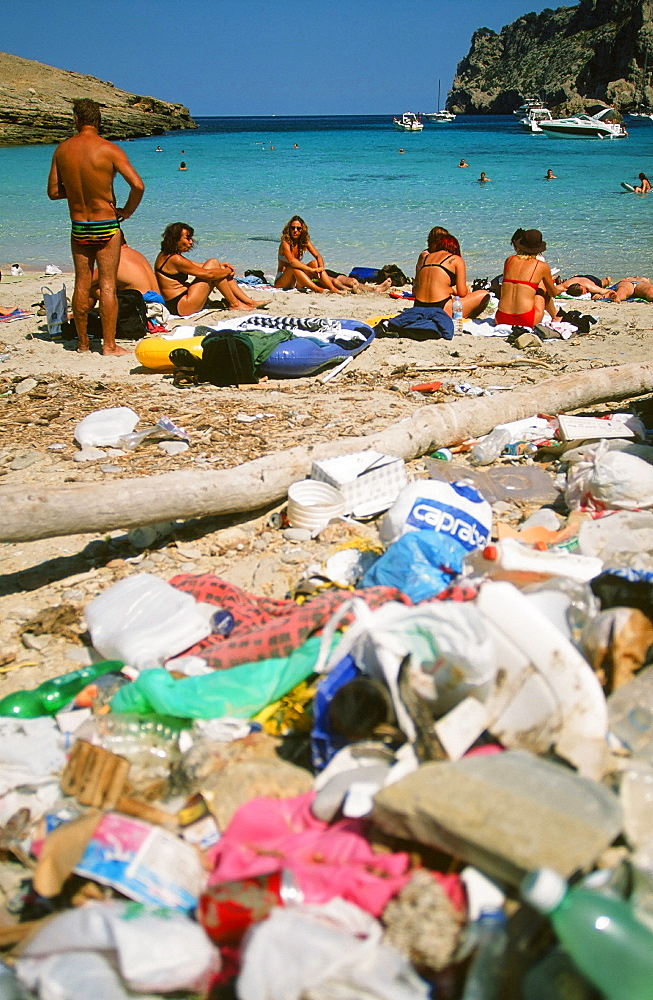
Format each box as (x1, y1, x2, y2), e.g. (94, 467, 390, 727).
(3, 0, 574, 117)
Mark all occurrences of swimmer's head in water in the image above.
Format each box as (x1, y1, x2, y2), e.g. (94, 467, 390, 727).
(282, 215, 309, 251)
(566, 283, 584, 297)
(161, 222, 195, 254)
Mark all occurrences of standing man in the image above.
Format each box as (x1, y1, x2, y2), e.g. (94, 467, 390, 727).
(47, 99, 144, 356)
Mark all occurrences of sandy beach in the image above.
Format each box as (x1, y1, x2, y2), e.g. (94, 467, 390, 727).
(1, 268, 652, 697)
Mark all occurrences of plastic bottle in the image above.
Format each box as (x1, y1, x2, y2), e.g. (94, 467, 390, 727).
(521, 867, 653, 1000)
(470, 427, 512, 466)
(0, 660, 124, 718)
(463, 537, 603, 585)
(460, 909, 508, 1000)
(452, 295, 464, 334)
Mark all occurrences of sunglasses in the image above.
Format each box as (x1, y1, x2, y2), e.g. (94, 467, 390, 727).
(290, 225, 302, 231)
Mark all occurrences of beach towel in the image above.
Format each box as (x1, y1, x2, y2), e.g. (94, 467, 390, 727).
(41, 284, 67, 339)
(0, 309, 32, 324)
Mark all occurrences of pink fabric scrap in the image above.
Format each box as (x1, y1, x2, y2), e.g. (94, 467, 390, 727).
(206, 792, 412, 918)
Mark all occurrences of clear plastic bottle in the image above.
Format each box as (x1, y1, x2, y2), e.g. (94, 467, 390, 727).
(470, 427, 512, 466)
(452, 295, 464, 334)
(460, 909, 508, 1000)
(521, 867, 653, 1000)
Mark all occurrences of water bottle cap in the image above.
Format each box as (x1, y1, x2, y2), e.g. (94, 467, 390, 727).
(521, 867, 566, 913)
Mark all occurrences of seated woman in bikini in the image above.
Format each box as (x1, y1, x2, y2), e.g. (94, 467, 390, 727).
(412, 227, 490, 317)
(155, 222, 271, 315)
(495, 228, 557, 327)
(275, 216, 345, 293)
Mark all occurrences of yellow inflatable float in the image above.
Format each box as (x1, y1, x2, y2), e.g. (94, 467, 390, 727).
(135, 335, 204, 373)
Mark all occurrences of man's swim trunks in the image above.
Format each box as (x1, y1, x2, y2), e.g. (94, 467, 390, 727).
(71, 219, 121, 247)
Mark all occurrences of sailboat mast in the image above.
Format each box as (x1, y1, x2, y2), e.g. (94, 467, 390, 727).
(438, 79, 441, 112)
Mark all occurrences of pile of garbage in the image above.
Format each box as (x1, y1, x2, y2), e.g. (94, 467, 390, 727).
(3, 406, 653, 1000)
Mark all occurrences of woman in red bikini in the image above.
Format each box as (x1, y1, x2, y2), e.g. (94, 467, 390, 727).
(412, 227, 490, 317)
(495, 228, 558, 328)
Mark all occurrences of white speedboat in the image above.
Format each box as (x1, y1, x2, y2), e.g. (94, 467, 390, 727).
(424, 110, 457, 123)
(538, 107, 628, 138)
(513, 97, 545, 116)
(520, 106, 553, 132)
(393, 112, 424, 131)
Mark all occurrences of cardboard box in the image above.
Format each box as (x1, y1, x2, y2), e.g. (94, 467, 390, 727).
(310, 451, 407, 515)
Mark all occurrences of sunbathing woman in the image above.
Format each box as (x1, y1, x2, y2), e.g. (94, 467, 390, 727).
(413, 227, 490, 317)
(155, 223, 271, 315)
(495, 228, 557, 327)
(275, 216, 345, 293)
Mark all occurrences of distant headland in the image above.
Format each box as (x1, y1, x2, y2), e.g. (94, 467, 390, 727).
(448, 0, 653, 116)
(0, 51, 196, 145)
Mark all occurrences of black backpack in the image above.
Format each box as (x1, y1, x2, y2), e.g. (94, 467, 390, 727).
(377, 263, 410, 286)
(60, 290, 147, 341)
(170, 332, 258, 387)
(116, 289, 148, 339)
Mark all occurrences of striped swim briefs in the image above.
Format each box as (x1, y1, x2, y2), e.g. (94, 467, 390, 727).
(71, 219, 121, 247)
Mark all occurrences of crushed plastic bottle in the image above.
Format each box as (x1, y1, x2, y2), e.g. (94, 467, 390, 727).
(464, 538, 603, 585)
(118, 416, 190, 451)
(452, 295, 464, 334)
(522, 867, 653, 1000)
(470, 428, 512, 466)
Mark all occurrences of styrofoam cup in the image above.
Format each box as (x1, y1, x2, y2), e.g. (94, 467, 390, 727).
(287, 480, 346, 531)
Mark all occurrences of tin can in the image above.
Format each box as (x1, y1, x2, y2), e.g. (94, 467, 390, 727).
(197, 869, 303, 945)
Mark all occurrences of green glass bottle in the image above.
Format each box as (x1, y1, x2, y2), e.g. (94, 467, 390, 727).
(0, 660, 124, 718)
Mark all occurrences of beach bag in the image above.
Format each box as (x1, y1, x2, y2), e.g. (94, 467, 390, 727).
(41, 284, 67, 339)
(116, 289, 147, 340)
(61, 312, 103, 341)
(377, 264, 410, 287)
(170, 334, 258, 387)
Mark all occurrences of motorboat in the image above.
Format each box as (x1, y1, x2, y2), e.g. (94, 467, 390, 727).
(423, 80, 456, 123)
(629, 108, 653, 120)
(424, 110, 457, 123)
(513, 97, 545, 116)
(393, 112, 424, 131)
(538, 107, 628, 138)
(520, 106, 554, 133)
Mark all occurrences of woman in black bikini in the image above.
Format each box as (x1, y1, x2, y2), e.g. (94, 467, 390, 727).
(154, 223, 271, 315)
(412, 227, 490, 317)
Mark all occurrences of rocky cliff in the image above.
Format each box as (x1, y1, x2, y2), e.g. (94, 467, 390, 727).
(0, 51, 196, 145)
(448, 0, 653, 114)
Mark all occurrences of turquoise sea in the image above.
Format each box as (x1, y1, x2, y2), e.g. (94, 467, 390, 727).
(1, 114, 652, 279)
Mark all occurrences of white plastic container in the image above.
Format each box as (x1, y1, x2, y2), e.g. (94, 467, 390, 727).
(464, 537, 603, 585)
(74, 407, 139, 448)
(287, 480, 346, 532)
(84, 573, 212, 670)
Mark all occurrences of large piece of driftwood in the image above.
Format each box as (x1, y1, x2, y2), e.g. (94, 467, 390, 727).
(1, 363, 652, 543)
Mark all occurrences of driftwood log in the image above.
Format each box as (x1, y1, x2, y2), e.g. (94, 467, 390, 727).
(1, 363, 652, 543)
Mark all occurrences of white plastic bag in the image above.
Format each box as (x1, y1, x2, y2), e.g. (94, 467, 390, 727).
(565, 440, 653, 510)
(74, 406, 139, 448)
(237, 899, 430, 1000)
(380, 479, 492, 546)
(16, 901, 219, 996)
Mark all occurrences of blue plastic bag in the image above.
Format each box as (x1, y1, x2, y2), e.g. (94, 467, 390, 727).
(360, 530, 467, 602)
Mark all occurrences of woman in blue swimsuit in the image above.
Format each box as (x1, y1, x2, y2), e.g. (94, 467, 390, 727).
(412, 227, 490, 317)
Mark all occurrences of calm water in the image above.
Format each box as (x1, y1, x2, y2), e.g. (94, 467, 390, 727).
(1, 114, 652, 279)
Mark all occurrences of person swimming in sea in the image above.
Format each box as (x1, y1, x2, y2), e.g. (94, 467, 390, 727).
(179, 161, 187, 171)
(545, 169, 557, 179)
(458, 158, 469, 168)
(479, 171, 491, 183)
(634, 172, 651, 193)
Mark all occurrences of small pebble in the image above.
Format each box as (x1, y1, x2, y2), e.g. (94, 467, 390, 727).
(10, 452, 41, 471)
(13, 378, 38, 395)
(74, 448, 107, 463)
(283, 527, 312, 542)
(159, 441, 189, 455)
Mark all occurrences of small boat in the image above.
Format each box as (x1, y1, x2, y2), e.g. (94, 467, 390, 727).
(424, 110, 457, 123)
(393, 112, 424, 131)
(423, 80, 456, 123)
(538, 107, 628, 139)
(629, 108, 653, 120)
(513, 96, 545, 116)
(520, 106, 553, 133)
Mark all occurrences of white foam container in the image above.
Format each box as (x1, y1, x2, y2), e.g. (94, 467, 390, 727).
(287, 480, 346, 531)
